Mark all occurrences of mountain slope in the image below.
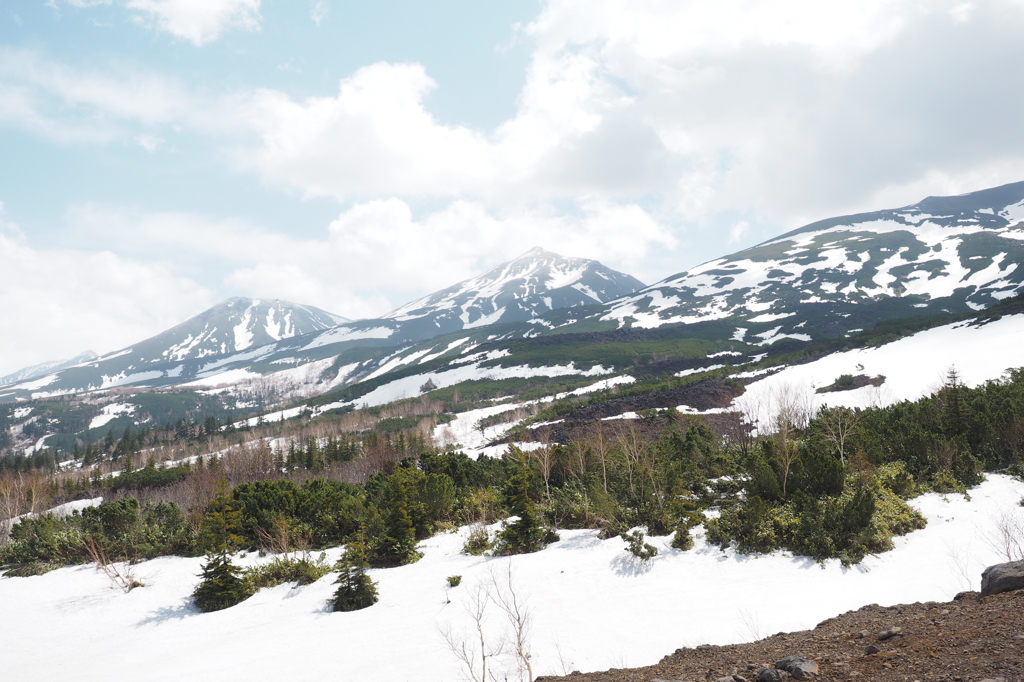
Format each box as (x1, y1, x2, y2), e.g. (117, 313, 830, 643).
(0, 251, 644, 401)
(0, 351, 98, 386)
(384, 246, 645, 335)
(0, 298, 348, 400)
(597, 181, 1024, 343)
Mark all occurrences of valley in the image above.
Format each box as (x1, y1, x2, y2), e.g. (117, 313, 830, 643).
(4, 184, 1024, 681)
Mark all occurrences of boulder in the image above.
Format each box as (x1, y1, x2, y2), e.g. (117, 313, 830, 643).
(757, 668, 789, 681)
(980, 560, 1024, 596)
(775, 656, 818, 680)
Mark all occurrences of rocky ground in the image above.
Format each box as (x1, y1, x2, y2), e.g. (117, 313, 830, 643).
(539, 589, 1024, 682)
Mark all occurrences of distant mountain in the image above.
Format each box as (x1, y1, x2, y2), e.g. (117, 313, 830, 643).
(0, 298, 347, 400)
(597, 181, 1024, 343)
(383, 247, 646, 336)
(0, 351, 98, 386)
(0, 252, 644, 401)
(133, 297, 349, 362)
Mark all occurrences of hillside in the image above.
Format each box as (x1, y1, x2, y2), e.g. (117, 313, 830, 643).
(540, 589, 1024, 682)
(1, 475, 1021, 681)
(0, 249, 644, 407)
(593, 181, 1024, 342)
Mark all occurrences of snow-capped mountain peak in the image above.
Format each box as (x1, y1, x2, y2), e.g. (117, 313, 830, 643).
(385, 247, 645, 330)
(599, 181, 1024, 341)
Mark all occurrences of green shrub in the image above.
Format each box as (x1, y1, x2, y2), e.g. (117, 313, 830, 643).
(462, 525, 493, 556)
(447, 575, 462, 588)
(246, 554, 330, 589)
(492, 469, 559, 556)
(330, 536, 378, 612)
(670, 512, 702, 551)
(193, 554, 254, 613)
(621, 529, 658, 561)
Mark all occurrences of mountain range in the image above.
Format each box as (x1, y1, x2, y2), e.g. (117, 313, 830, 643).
(5, 182, 1024, 453)
(0, 248, 644, 402)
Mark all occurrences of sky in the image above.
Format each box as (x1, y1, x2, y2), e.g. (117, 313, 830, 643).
(3, 0, 1024, 376)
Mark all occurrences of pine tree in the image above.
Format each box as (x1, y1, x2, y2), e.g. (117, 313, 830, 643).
(368, 471, 422, 567)
(193, 553, 252, 613)
(330, 532, 378, 612)
(494, 467, 557, 555)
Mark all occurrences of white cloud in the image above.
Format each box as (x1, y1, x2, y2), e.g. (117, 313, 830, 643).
(311, 0, 328, 26)
(64, 198, 674, 320)
(232, 0, 1024, 235)
(0, 217, 212, 377)
(126, 0, 261, 46)
(728, 221, 750, 245)
(135, 134, 163, 152)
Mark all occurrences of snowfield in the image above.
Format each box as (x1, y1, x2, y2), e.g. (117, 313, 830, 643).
(2, 475, 1022, 681)
(736, 314, 1024, 426)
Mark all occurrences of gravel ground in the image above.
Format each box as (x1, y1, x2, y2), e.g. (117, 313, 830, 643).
(538, 589, 1024, 682)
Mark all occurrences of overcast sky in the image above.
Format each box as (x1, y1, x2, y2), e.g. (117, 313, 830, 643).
(2, 0, 1024, 376)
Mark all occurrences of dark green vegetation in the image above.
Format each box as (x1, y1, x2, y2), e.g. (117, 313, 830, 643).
(6, 366, 1024, 585)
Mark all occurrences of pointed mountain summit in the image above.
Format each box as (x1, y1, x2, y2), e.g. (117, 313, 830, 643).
(130, 297, 349, 362)
(0, 298, 348, 398)
(599, 181, 1024, 342)
(384, 247, 645, 337)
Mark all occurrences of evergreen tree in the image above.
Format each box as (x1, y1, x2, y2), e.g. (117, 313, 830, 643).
(368, 470, 421, 567)
(330, 532, 378, 612)
(494, 467, 557, 555)
(192, 553, 252, 613)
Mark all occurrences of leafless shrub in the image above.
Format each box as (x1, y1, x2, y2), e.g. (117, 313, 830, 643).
(440, 582, 505, 682)
(982, 509, 1024, 562)
(737, 607, 765, 641)
(945, 540, 975, 591)
(83, 536, 143, 593)
(439, 565, 535, 682)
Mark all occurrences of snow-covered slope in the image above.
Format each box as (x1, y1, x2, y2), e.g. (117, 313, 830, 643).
(0, 351, 98, 386)
(0, 298, 347, 399)
(2, 475, 1021, 681)
(733, 312, 1024, 427)
(385, 246, 645, 335)
(601, 181, 1024, 341)
(0, 251, 643, 402)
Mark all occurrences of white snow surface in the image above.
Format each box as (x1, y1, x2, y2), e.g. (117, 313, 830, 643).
(354, 362, 614, 409)
(736, 314, 1024, 426)
(3, 476, 1022, 681)
(89, 402, 137, 430)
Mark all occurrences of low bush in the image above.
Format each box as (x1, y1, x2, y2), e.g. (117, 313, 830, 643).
(461, 525, 493, 556)
(621, 529, 658, 561)
(193, 554, 253, 613)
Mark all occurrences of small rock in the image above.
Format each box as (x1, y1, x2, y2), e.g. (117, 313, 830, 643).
(775, 656, 818, 680)
(756, 668, 788, 682)
(857, 630, 869, 639)
(864, 645, 881, 655)
(877, 627, 902, 640)
(733, 676, 747, 682)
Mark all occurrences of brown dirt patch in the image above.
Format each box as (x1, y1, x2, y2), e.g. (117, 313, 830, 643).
(538, 590, 1024, 682)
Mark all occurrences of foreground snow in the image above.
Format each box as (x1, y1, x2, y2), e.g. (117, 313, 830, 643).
(2, 475, 1022, 681)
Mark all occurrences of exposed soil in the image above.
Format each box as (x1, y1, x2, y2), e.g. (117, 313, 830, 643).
(538, 590, 1024, 682)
